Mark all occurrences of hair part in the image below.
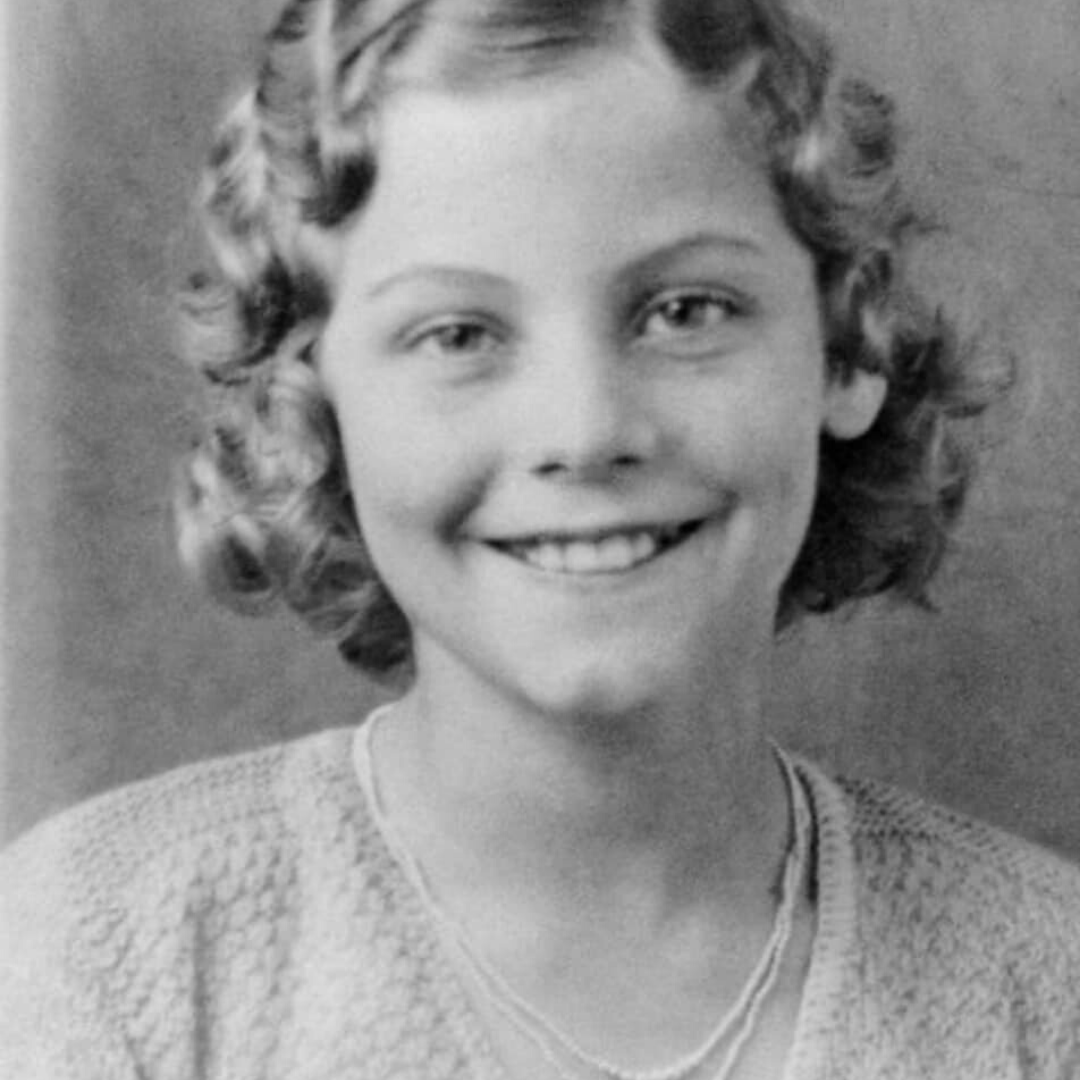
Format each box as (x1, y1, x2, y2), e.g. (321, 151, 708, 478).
(177, 0, 996, 677)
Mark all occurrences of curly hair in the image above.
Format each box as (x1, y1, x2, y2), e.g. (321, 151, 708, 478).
(176, 0, 993, 677)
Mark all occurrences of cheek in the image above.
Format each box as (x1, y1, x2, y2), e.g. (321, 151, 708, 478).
(690, 383, 824, 587)
(689, 380, 822, 497)
(333, 393, 487, 547)
(764, 413, 822, 531)
(761, 408, 825, 573)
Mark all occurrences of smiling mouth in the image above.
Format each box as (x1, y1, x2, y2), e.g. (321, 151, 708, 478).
(487, 520, 705, 576)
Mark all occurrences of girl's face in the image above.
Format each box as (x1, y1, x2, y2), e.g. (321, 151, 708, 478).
(319, 49, 884, 718)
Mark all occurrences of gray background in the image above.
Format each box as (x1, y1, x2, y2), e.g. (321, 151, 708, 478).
(4, 0, 1080, 854)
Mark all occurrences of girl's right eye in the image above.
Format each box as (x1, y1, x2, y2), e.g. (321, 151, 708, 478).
(406, 318, 504, 361)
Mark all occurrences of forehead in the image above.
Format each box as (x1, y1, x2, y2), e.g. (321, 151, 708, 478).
(339, 50, 794, 284)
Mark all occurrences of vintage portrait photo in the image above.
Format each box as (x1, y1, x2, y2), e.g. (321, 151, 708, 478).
(3, 0, 1080, 1075)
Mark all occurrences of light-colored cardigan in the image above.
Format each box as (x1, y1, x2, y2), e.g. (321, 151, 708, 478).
(2, 725, 1079, 1079)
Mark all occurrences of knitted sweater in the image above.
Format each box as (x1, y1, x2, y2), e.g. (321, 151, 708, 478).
(2, 725, 1079, 1079)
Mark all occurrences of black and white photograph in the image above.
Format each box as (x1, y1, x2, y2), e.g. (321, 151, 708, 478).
(3, 0, 1080, 1076)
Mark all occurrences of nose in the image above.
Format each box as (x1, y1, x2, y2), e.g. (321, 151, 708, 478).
(517, 332, 662, 482)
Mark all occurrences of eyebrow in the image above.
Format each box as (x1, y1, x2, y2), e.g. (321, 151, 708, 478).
(363, 230, 768, 300)
(618, 230, 767, 280)
(365, 265, 512, 300)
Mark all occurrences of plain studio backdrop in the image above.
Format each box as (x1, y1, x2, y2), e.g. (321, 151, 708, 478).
(3, 0, 1080, 854)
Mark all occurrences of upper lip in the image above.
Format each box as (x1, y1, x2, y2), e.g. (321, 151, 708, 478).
(482, 518, 706, 546)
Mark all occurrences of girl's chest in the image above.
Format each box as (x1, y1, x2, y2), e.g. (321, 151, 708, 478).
(466, 982, 805, 1080)
(446, 910, 816, 1080)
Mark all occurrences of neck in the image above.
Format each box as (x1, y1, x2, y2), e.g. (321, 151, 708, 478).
(369, 654, 790, 931)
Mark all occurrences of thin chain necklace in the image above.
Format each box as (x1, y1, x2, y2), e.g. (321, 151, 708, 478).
(354, 706, 811, 1080)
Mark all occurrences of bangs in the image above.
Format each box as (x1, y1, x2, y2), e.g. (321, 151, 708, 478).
(388, 0, 623, 89)
(327, 0, 785, 101)
(383, 0, 782, 94)
(653, 0, 767, 80)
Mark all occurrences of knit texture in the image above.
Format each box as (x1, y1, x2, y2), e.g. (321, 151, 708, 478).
(2, 725, 1079, 1079)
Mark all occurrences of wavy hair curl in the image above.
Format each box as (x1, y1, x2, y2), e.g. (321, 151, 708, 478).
(177, 0, 993, 677)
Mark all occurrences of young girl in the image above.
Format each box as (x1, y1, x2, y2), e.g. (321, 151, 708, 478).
(3, 0, 1079, 1077)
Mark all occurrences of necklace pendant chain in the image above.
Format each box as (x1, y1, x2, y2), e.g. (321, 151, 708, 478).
(355, 708, 812, 1080)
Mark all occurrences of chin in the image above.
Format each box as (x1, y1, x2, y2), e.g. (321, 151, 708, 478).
(508, 646, 674, 725)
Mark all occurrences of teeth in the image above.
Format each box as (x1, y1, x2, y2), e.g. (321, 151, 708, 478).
(531, 542, 565, 573)
(630, 532, 657, 563)
(596, 534, 637, 571)
(510, 529, 671, 575)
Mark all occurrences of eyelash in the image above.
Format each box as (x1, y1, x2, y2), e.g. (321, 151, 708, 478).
(634, 288, 750, 341)
(406, 317, 505, 359)
(400, 287, 751, 362)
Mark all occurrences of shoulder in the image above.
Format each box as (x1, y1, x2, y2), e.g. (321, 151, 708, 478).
(0, 726, 374, 1075)
(809, 763, 1080, 1071)
(1, 725, 374, 945)
(836, 771, 1080, 939)
(2, 724, 362, 901)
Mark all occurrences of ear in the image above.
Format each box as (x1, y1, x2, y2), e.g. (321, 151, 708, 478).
(822, 369, 887, 440)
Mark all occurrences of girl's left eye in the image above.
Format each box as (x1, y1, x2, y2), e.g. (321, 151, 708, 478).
(637, 291, 745, 340)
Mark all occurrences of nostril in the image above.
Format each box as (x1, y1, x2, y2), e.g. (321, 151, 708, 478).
(532, 451, 644, 481)
(533, 459, 569, 478)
